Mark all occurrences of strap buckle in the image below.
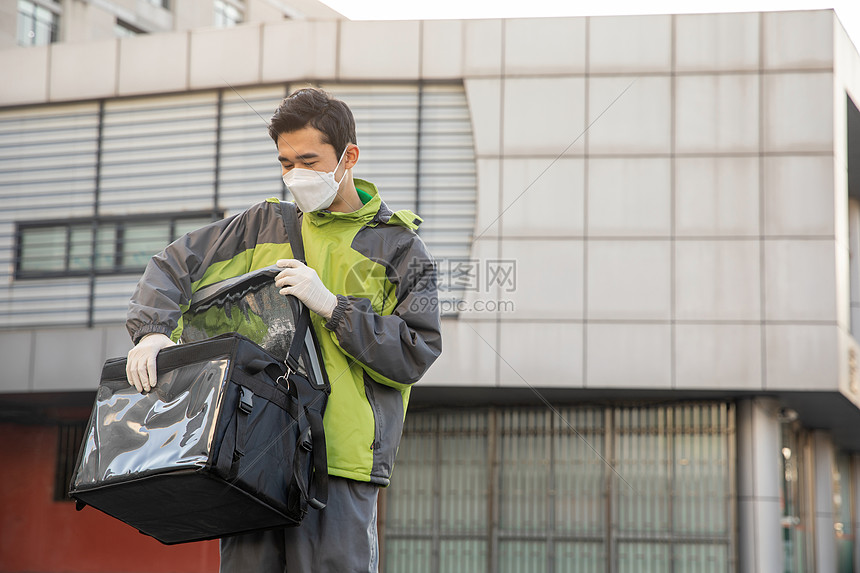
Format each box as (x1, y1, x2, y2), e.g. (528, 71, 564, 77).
(238, 386, 254, 414)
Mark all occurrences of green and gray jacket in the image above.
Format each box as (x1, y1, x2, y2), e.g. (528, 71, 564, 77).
(126, 179, 442, 485)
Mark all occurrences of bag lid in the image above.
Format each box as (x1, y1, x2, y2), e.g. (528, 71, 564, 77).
(180, 265, 299, 363)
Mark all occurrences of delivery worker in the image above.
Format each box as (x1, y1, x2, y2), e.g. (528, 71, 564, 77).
(124, 87, 442, 572)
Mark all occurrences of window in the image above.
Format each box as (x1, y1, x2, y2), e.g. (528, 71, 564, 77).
(383, 403, 735, 572)
(17, 0, 60, 46)
(214, 0, 243, 27)
(833, 452, 854, 573)
(780, 423, 812, 573)
(16, 213, 220, 278)
(848, 95, 860, 337)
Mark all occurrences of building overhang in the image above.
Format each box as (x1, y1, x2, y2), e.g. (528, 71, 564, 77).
(409, 386, 860, 453)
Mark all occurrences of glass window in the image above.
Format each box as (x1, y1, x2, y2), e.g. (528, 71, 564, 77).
(121, 221, 171, 269)
(16, 213, 220, 278)
(834, 452, 855, 573)
(214, 0, 243, 27)
(173, 217, 215, 238)
(94, 224, 117, 271)
(19, 226, 65, 272)
(68, 225, 93, 271)
(383, 404, 734, 572)
(17, 0, 59, 47)
(781, 424, 811, 573)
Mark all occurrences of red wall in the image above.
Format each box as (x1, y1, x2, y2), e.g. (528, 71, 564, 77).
(0, 423, 220, 573)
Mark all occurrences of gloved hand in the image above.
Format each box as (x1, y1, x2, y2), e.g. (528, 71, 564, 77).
(126, 333, 176, 393)
(275, 259, 338, 320)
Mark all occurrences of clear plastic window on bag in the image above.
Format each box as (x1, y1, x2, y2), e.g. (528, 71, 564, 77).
(180, 265, 305, 371)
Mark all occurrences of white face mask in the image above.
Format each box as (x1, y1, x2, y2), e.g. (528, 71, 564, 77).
(282, 147, 348, 213)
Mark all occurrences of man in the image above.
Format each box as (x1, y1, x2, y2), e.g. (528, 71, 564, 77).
(125, 87, 442, 572)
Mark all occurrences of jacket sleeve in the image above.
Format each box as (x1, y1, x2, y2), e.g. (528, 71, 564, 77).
(323, 232, 442, 388)
(126, 203, 273, 344)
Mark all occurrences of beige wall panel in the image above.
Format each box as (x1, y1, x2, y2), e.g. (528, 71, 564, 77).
(504, 17, 586, 75)
(118, 31, 189, 95)
(0, 46, 48, 105)
(261, 20, 337, 83)
(765, 324, 839, 391)
(189, 24, 262, 90)
(338, 21, 420, 80)
(498, 322, 583, 387)
(422, 20, 463, 79)
(763, 10, 835, 70)
(675, 324, 763, 390)
(49, 39, 118, 101)
(586, 323, 672, 388)
(675, 12, 760, 72)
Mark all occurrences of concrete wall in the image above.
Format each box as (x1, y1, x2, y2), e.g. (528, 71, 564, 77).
(0, 11, 857, 400)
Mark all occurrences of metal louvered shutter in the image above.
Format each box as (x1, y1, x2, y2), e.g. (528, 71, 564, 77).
(316, 83, 421, 209)
(419, 84, 477, 314)
(314, 83, 477, 313)
(417, 84, 476, 263)
(0, 102, 100, 327)
(218, 86, 287, 213)
(99, 92, 219, 215)
(1, 82, 478, 328)
(92, 92, 220, 323)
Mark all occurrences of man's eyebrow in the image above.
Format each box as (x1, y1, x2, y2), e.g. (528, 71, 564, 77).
(277, 153, 320, 162)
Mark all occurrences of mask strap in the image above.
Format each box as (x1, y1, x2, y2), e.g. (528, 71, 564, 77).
(334, 146, 350, 187)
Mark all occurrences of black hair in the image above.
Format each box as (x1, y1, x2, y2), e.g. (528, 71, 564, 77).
(268, 88, 356, 157)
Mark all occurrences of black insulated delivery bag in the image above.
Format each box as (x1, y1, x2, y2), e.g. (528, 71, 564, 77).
(69, 326, 329, 545)
(69, 203, 330, 545)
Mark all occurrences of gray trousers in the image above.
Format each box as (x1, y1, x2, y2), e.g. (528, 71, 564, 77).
(219, 477, 380, 573)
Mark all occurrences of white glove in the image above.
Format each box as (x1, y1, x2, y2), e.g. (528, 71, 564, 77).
(275, 259, 338, 320)
(126, 333, 176, 393)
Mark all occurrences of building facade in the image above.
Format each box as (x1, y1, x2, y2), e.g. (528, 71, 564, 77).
(1, 4, 860, 572)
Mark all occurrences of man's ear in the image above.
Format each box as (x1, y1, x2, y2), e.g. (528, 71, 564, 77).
(344, 143, 359, 170)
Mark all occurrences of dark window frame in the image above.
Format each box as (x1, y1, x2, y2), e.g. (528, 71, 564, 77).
(15, 210, 222, 280)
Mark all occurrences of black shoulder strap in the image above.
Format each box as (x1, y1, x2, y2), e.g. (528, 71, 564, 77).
(279, 201, 305, 264)
(278, 201, 329, 509)
(278, 202, 310, 373)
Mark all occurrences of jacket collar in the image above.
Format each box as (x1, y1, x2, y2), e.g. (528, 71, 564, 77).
(305, 178, 384, 227)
